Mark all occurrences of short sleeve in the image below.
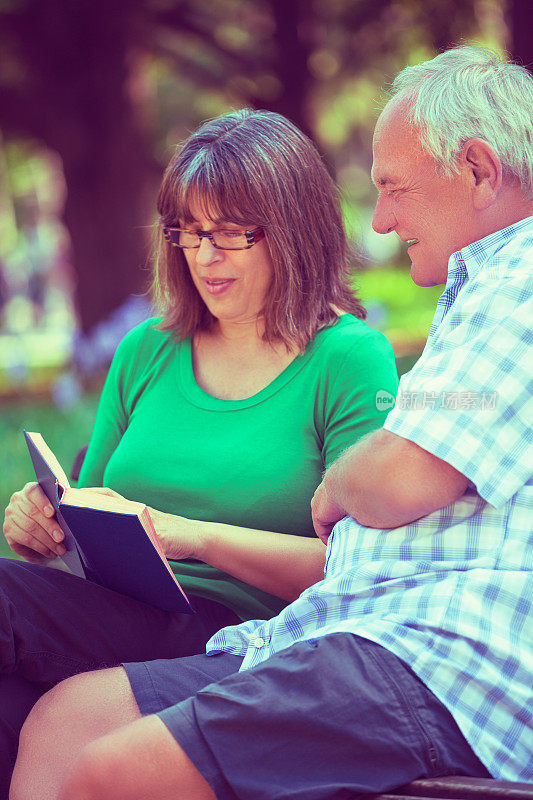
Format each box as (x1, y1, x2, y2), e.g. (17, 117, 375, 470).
(321, 328, 399, 467)
(384, 274, 533, 508)
(77, 320, 157, 487)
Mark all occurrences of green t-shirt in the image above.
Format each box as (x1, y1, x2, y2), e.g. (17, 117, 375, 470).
(78, 315, 398, 620)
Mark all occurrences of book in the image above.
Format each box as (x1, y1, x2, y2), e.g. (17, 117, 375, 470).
(23, 431, 193, 614)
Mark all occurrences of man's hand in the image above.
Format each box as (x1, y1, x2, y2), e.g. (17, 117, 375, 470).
(312, 430, 471, 534)
(311, 480, 346, 544)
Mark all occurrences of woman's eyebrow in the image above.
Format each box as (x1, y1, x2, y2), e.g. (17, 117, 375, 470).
(183, 217, 241, 227)
(211, 218, 243, 226)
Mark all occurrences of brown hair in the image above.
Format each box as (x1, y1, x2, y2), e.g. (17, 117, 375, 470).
(152, 108, 365, 350)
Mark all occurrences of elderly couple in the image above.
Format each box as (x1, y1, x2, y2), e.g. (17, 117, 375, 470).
(2, 45, 532, 799)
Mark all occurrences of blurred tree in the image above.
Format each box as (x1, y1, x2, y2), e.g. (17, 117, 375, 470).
(509, 0, 532, 72)
(0, 0, 154, 333)
(1, 0, 497, 335)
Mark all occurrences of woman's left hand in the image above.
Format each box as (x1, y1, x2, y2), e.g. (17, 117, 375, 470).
(145, 506, 204, 561)
(81, 487, 204, 561)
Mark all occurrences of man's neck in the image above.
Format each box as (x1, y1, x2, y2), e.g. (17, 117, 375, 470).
(477, 188, 533, 241)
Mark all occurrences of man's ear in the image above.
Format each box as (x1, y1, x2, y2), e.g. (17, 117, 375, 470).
(460, 138, 503, 210)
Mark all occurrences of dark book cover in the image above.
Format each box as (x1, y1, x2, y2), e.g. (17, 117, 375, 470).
(24, 430, 193, 614)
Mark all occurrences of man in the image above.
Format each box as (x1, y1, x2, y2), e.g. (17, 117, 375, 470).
(11, 46, 532, 800)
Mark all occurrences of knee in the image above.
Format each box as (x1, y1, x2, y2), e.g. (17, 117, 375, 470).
(57, 739, 116, 800)
(18, 674, 81, 754)
(11, 678, 84, 800)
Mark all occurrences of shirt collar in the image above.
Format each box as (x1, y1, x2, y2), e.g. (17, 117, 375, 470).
(447, 215, 533, 284)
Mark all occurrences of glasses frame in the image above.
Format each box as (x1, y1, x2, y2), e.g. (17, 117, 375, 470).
(162, 226, 265, 251)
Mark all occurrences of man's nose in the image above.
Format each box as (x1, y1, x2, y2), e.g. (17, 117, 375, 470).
(195, 236, 222, 266)
(371, 197, 396, 235)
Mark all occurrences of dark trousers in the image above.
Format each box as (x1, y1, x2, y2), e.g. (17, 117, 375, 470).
(0, 558, 240, 798)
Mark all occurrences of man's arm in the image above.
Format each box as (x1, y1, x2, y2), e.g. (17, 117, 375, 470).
(311, 429, 469, 542)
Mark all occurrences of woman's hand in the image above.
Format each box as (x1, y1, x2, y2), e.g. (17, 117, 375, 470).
(3, 482, 67, 563)
(83, 488, 204, 562)
(145, 507, 204, 561)
(90, 490, 325, 600)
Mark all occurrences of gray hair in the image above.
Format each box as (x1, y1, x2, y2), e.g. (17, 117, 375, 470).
(389, 46, 533, 197)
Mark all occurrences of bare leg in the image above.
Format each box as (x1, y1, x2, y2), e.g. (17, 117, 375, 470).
(57, 715, 216, 800)
(10, 667, 140, 800)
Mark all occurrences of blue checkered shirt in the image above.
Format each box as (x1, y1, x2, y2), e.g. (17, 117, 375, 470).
(206, 217, 533, 782)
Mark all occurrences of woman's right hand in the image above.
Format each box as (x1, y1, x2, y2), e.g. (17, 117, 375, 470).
(3, 482, 67, 563)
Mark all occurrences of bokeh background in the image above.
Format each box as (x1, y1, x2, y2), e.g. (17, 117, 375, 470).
(0, 0, 530, 559)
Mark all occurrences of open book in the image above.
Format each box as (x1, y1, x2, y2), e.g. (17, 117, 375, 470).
(24, 431, 193, 614)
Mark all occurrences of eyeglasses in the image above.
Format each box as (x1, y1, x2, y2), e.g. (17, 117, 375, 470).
(162, 226, 265, 251)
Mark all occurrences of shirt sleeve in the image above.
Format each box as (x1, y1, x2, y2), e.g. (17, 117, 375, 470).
(384, 272, 533, 508)
(321, 328, 399, 468)
(77, 323, 150, 487)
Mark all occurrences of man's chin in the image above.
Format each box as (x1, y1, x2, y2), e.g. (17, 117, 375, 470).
(409, 260, 447, 287)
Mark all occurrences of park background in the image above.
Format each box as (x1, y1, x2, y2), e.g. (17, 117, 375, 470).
(0, 0, 530, 560)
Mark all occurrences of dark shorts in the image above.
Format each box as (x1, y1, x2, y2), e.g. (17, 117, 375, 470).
(0, 558, 240, 799)
(124, 633, 490, 800)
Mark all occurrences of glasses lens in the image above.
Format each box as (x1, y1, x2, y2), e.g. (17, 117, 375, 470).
(211, 231, 249, 249)
(164, 228, 254, 249)
(177, 230, 200, 248)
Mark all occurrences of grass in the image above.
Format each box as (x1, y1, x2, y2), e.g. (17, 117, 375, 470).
(0, 392, 99, 560)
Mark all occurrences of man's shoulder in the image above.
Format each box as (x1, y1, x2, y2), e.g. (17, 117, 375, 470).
(488, 217, 533, 272)
(464, 215, 533, 280)
(464, 240, 532, 322)
(450, 218, 533, 321)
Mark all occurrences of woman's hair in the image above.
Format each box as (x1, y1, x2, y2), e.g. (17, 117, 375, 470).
(389, 45, 533, 198)
(152, 108, 365, 350)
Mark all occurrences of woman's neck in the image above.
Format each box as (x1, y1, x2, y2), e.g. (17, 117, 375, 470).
(208, 317, 267, 352)
(192, 320, 297, 401)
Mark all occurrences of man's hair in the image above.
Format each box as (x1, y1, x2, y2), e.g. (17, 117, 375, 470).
(390, 46, 533, 197)
(152, 108, 364, 350)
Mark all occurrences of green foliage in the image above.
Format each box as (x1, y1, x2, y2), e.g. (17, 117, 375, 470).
(357, 265, 442, 349)
(0, 392, 99, 560)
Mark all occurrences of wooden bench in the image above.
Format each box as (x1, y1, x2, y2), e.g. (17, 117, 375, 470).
(362, 775, 533, 799)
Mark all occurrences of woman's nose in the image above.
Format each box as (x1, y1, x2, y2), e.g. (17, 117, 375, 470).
(195, 236, 223, 266)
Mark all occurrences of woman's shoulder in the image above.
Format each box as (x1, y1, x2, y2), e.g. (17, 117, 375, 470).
(107, 318, 187, 388)
(106, 318, 187, 400)
(312, 313, 396, 362)
(114, 317, 177, 361)
(307, 314, 399, 399)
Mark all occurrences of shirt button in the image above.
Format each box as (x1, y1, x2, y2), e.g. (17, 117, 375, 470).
(253, 637, 265, 648)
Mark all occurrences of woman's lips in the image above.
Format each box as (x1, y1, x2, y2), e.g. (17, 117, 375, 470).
(203, 278, 236, 295)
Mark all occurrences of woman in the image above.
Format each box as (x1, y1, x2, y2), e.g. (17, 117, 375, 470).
(2, 109, 398, 795)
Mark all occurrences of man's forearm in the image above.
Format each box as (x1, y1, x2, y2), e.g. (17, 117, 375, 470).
(323, 429, 469, 529)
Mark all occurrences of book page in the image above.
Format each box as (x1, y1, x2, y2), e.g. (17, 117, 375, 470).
(25, 432, 70, 491)
(62, 487, 146, 514)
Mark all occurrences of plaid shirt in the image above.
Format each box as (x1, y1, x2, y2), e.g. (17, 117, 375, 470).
(207, 217, 533, 782)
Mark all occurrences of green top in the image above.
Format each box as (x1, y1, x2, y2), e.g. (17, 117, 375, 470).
(78, 315, 398, 620)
